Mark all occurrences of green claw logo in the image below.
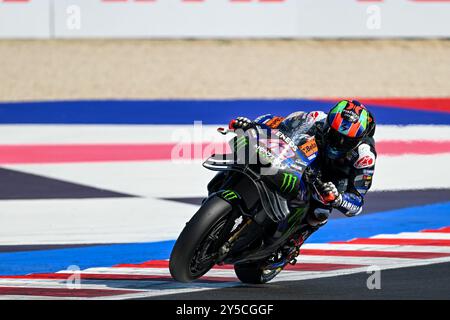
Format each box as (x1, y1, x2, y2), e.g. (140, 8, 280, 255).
(222, 190, 238, 201)
(234, 136, 248, 151)
(280, 173, 298, 193)
(288, 207, 305, 224)
(286, 207, 306, 234)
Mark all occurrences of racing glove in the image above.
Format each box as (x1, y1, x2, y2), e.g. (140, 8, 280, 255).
(229, 117, 254, 131)
(318, 182, 343, 207)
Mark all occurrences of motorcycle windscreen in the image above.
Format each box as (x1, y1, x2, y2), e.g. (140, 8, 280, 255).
(257, 130, 319, 177)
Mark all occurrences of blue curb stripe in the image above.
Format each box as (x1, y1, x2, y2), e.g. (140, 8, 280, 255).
(1, 202, 450, 276)
(0, 99, 449, 125)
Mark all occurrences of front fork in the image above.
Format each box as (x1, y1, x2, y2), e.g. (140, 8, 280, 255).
(213, 189, 256, 264)
(217, 217, 253, 263)
(214, 190, 318, 268)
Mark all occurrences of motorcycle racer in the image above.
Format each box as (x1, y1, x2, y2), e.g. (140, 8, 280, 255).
(230, 100, 377, 234)
(171, 99, 378, 283)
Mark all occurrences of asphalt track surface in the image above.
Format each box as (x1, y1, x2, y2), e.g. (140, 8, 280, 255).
(149, 262, 450, 300)
(0, 98, 449, 299)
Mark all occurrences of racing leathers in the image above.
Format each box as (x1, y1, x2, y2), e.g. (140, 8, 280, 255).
(251, 111, 377, 226)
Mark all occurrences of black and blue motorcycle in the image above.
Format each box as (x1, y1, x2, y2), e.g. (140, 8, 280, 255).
(169, 120, 335, 284)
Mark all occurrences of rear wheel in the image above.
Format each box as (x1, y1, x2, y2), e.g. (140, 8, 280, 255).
(169, 196, 235, 282)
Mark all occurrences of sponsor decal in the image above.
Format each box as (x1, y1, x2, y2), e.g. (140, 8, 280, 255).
(345, 102, 364, 116)
(289, 162, 305, 172)
(354, 144, 375, 169)
(342, 109, 360, 123)
(222, 190, 238, 201)
(341, 200, 360, 212)
(256, 145, 275, 161)
(267, 139, 296, 159)
(308, 111, 320, 121)
(300, 138, 318, 158)
(286, 207, 306, 235)
(275, 131, 298, 151)
(280, 173, 298, 193)
(266, 116, 285, 129)
(355, 174, 372, 182)
(363, 174, 373, 187)
(234, 136, 248, 151)
(355, 155, 374, 169)
(256, 144, 289, 170)
(307, 111, 326, 123)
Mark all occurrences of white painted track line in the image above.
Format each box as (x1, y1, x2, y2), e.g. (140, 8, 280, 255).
(371, 232, 450, 240)
(0, 125, 449, 144)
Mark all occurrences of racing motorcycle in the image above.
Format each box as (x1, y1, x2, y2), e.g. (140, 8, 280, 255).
(169, 119, 335, 284)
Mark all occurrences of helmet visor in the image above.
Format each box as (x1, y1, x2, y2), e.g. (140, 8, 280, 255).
(326, 129, 361, 153)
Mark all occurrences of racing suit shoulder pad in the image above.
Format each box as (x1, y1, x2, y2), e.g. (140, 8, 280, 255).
(306, 111, 327, 123)
(352, 143, 376, 169)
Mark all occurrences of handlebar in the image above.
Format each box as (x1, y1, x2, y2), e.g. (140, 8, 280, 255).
(306, 170, 336, 204)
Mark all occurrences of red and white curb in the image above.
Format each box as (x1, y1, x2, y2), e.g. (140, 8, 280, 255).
(1, 226, 450, 300)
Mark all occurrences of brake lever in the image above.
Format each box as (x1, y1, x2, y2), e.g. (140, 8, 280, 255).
(309, 171, 337, 204)
(217, 127, 234, 135)
(304, 167, 319, 184)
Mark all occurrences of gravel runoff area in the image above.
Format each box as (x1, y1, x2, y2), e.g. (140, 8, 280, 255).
(0, 39, 449, 102)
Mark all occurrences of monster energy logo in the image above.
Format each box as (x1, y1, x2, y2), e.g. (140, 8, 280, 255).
(286, 207, 306, 235)
(288, 207, 305, 224)
(222, 190, 238, 200)
(280, 173, 298, 193)
(234, 136, 248, 151)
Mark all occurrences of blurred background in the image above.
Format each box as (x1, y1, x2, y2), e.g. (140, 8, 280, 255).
(0, 0, 449, 299)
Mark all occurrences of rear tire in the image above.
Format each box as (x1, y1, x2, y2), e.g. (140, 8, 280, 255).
(169, 196, 234, 282)
(234, 260, 283, 284)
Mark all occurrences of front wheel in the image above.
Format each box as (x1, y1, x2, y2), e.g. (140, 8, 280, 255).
(169, 196, 235, 282)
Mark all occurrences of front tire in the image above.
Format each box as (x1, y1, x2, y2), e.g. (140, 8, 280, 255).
(169, 196, 234, 282)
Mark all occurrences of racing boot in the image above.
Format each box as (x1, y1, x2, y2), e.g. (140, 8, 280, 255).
(285, 207, 330, 265)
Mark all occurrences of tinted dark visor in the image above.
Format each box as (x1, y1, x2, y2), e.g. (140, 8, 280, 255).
(326, 129, 361, 151)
